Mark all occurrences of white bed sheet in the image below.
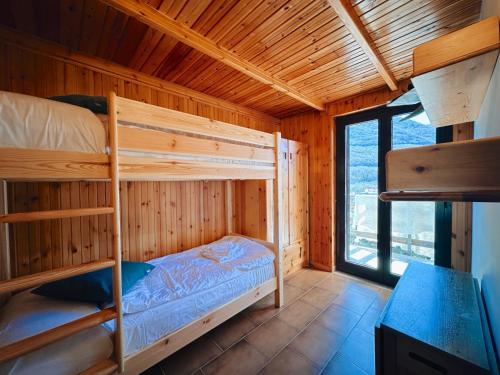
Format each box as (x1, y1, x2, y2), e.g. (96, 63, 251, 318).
(119, 261, 274, 355)
(0, 91, 107, 153)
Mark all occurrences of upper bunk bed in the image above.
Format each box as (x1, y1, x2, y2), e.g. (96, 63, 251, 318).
(0, 91, 277, 182)
(0, 90, 284, 375)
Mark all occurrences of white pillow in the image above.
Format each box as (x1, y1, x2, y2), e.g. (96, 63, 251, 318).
(0, 91, 106, 153)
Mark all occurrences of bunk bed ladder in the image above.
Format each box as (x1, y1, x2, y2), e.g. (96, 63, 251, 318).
(0, 95, 124, 375)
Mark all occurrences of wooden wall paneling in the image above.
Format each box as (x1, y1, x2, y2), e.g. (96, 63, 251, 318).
(0, 41, 281, 275)
(281, 111, 334, 272)
(451, 123, 474, 272)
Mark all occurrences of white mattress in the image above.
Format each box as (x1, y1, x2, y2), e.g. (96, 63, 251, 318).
(0, 236, 275, 374)
(0, 291, 113, 375)
(0, 91, 107, 153)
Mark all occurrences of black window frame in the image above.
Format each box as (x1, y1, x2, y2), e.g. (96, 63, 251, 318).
(335, 104, 452, 287)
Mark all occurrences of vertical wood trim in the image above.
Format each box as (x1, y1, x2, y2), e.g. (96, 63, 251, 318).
(225, 180, 233, 235)
(274, 132, 284, 307)
(265, 180, 273, 242)
(0, 181, 10, 282)
(451, 123, 473, 272)
(108, 92, 124, 372)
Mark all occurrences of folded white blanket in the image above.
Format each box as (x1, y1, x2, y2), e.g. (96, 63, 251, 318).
(200, 241, 245, 263)
(122, 236, 274, 314)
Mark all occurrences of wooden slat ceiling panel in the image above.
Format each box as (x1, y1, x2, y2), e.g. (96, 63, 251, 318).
(0, 0, 482, 117)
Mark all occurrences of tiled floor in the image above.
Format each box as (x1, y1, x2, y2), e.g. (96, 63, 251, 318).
(142, 268, 392, 375)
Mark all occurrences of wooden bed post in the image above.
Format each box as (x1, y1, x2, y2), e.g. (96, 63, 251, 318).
(0, 180, 10, 282)
(108, 92, 124, 372)
(225, 180, 234, 235)
(274, 132, 284, 307)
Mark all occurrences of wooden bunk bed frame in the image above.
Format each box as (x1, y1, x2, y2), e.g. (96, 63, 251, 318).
(0, 92, 284, 375)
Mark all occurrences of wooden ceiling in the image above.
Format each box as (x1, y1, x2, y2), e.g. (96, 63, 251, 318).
(0, 0, 482, 118)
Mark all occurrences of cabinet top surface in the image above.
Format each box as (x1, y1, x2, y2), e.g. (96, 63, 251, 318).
(380, 262, 489, 370)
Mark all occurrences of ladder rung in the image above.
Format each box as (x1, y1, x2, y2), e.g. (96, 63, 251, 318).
(0, 259, 116, 295)
(78, 359, 118, 375)
(0, 307, 117, 364)
(0, 207, 115, 223)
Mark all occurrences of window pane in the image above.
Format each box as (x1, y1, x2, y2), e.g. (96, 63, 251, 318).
(391, 114, 436, 275)
(345, 120, 378, 269)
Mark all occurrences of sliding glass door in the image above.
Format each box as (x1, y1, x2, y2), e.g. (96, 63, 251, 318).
(336, 105, 451, 286)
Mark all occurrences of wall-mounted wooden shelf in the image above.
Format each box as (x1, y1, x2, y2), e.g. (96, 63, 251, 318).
(412, 16, 500, 127)
(381, 136, 500, 202)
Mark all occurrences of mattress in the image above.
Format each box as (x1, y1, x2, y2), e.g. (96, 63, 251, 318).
(0, 291, 113, 375)
(0, 91, 107, 153)
(0, 236, 275, 374)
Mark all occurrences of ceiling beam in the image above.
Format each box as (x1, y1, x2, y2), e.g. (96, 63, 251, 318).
(328, 0, 398, 91)
(99, 0, 324, 111)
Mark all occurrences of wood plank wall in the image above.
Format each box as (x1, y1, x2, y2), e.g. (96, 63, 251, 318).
(8, 181, 228, 277)
(0, 41, 281, 278)
(281, 112, 334, 272)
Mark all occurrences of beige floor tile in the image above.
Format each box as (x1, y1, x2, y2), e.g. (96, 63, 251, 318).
(315, 303, 361, 337)
(277, 300, 321, 330)
(333, 289, 375, 315)
(246, 316, 299, 358)
(323, 353, 367, 375)
(289, 322, 345, 368)
(356, 304, 384, 336)
(286, 269, 330, 290)
(210, 313, 257, 350)
(202, 340, 268, 375)
(160, 336, 222, 375)
(339, 328, 375, 375)
(284, 283, 308, 305)
(316, 274, 350, 294)
(259, 347, 320, 375)
(299, 286, 338, 310)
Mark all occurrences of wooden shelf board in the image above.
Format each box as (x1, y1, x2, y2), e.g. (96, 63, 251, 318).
(0, 207, 115, 223)
(380, 190, 500, 202)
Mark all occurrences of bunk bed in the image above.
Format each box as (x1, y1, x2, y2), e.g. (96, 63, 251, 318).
(0, 91, 284, 375)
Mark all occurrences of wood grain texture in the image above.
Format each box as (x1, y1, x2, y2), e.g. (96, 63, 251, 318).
(385, 136, 500, 192)
(0, 307, 117, 364)
(281, 111, 334, 271)
(0, 259, 115, 295)
(0, 0, 482, 117)
(100, 0, 324, 110)
(328, 0, 398, 90)
(451, 123, 473, 273)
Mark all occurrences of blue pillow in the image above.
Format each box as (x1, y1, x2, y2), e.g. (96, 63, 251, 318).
(49, 95, 108, 114)
(32, 261, 154, 304)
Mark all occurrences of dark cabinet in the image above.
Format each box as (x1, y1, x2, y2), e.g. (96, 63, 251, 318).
(375, 262, 498, 375)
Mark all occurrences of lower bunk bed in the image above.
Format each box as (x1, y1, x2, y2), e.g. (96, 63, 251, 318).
(0, 235, 277, 375)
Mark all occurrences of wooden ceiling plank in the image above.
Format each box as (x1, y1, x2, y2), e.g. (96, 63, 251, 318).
(264, 21, 349, 75)
(328, 0, 398, 91)
(229, 0, 315, 56)
(218, 0, 290, 51)
(238, 0, 327, 61)
(255, 10, 343, 71)
(191, 0, 239, 37)
(99, 0, 324, 110)
(79, 0, 108, 56)
(0, 25, 280, 124)
(274, 35, 358, 80)
(206, 0, 265, 43)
